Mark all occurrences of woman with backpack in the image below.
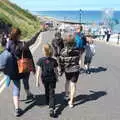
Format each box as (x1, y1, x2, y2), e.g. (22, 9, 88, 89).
(7, 28, 40, 101)
(0, 38, 22, 117)
(36, 44, 58, 117)
(59, 34, 80, 108)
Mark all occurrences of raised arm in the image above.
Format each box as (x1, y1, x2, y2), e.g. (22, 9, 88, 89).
(26, 31, 40, 47)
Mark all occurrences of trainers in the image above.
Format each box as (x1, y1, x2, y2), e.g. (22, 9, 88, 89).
(49, 109, 55, 118)
(15, 108, 23, 117)
(68, 101, 74, 108)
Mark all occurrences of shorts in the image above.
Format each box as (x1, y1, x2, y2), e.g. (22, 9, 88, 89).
(65, 72, 79, 83)
(84, 56, 92, 64)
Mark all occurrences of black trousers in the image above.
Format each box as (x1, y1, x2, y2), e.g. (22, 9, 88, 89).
(106, 34, 111, 42)
(44, 82, 56, 110)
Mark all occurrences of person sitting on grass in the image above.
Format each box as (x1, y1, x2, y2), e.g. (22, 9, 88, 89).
(36, 44, 58, 118)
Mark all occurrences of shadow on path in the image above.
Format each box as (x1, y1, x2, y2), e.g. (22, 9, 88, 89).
(90, 67, 107, 73)
(74, 91, 107, 107)
(54, 91, 107, 118)
(21, 92, 65, 117)
(21, 91, 107, 118)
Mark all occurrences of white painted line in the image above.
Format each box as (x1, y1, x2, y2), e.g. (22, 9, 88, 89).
(0, 76, 7, 95)
(0, 78, 5, 87)
(0, 83, 6, 94)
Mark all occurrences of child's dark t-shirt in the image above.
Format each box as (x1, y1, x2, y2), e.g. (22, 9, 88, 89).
(37, 57, 58, 83)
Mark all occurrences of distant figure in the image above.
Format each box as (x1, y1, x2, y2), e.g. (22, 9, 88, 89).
(106, 28, 111, 42)
(84, 35, 95, 74)
(117, 33, 120, 44)
(99, 27, 106, 40)
(74, 25, 86, 68)
(52, 32, 64, 58)
(36, 44, 58, 118)
(52, 32, 64, 75)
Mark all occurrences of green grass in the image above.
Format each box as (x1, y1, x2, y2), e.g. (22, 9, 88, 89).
(0, 45, 4, 53)
(0, 0, 41, 40)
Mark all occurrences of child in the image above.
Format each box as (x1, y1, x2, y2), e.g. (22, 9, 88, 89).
(84, 36, 95, 74)
(36, 44, 58, 117)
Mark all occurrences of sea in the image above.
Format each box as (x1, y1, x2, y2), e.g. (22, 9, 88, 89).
(33, 10, 120, 32)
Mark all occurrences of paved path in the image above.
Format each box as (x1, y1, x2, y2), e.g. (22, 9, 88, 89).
(0, 31, 120, 120)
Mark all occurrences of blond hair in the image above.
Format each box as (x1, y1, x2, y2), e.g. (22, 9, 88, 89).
(42, 44, 53, 57)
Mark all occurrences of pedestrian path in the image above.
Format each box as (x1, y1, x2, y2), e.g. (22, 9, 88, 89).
(0, 31, 120, 120)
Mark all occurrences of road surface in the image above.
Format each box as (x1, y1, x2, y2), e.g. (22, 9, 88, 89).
(0, 31, 120, 120)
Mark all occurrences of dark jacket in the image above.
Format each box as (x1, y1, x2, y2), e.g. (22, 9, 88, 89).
(59, 43, 80, 73)
(52, 37, 64, 57)
(7, 40, 35, 75)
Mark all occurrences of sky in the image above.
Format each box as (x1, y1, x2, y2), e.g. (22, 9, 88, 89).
(10, 0, 120, 11)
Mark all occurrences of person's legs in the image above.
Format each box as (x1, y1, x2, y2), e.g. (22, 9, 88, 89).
(87, 57, 92, 74)
(69, 81, 76, 107)
(44, 82, 49, 105)
(65, 80, 70, 97)
(84, 56, 88, 71)
(49, 82, 56, 117)
(12, 79, 22, 116)
(79, 50, 85, 69)
(13, 80, 20, 109)
(79, 51, 83, 68)
(65, 73, 70, 99)
(106, 35, 110, 42)
(84, 56, 92, 74)
(68, 72, 79, 108)
(22, 73, 33, 99)
(49, 82, 56, 109)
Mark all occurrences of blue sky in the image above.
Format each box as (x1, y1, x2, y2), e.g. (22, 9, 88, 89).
(10, 0, 120, 11)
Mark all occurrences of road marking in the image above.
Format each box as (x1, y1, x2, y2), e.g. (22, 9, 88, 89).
(0, 83, 6, 94)
(0, 78, 5, 86)
(0, 76, 7, 94)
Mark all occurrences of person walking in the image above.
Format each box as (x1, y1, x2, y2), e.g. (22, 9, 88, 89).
(36, 44, 58, 117)
(59, 34, 80, 108)
(84, 35, 95, 74)
(7, 28, 40, 100)
(74, 25, 86, 68)
(117, 33, 120, 45)
(0, 38, 23, 117)
(52, 32, 64, 57)
(52, 32, 64, 75)
(106, 28, 111, 42)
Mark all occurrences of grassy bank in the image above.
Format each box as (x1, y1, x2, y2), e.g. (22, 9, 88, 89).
(0, 0, 41, 40)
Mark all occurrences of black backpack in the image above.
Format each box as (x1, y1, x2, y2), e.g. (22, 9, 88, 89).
(42, 58, 56, 82)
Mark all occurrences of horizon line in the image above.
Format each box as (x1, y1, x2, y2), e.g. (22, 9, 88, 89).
(32, 9, 120, 12)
